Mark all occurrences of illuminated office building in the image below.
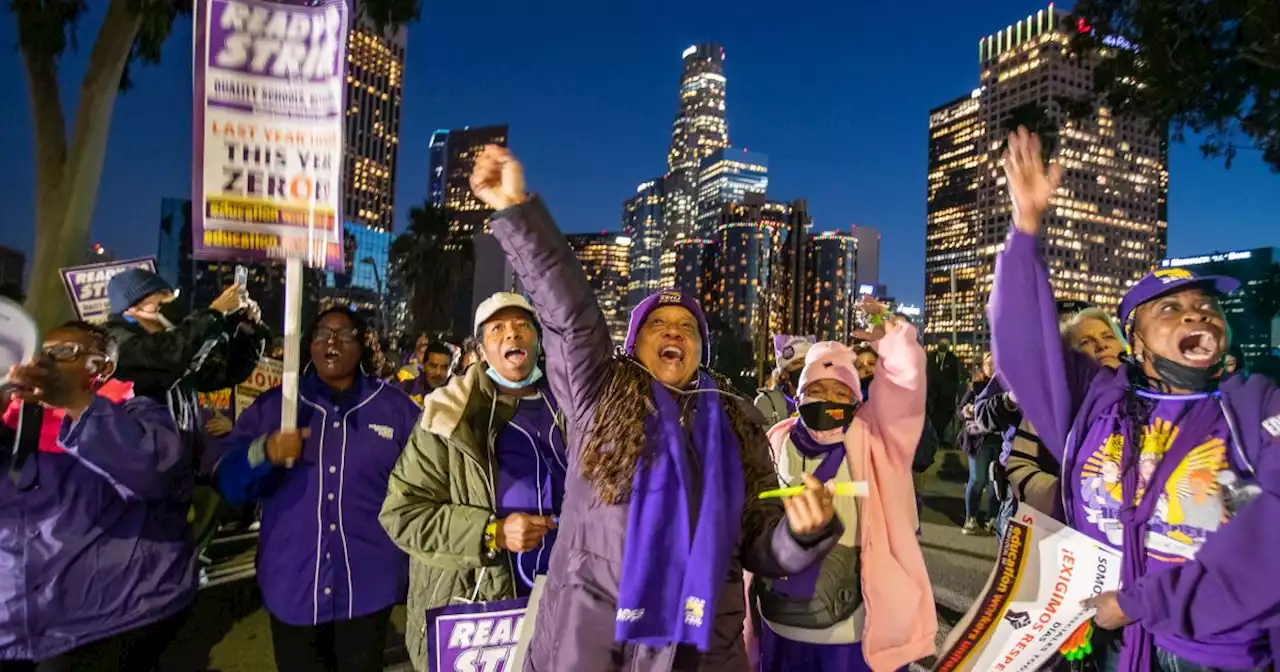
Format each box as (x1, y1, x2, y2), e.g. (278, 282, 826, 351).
(342, 20, 406, 231)
(803, 232, 858, 342)
(924, 90, 984, 358)
(427, 125, 510, 239)
(671, 238, 718, 312)
(1161, 248, 1278, 367)
(662, 44, 729, 279)
(926, 4, 1168, 355)
(697, 148, 768, 237)
(709, 197, 790, 359)
(567, 233, 632, 345)
(622, 178, 665, 310)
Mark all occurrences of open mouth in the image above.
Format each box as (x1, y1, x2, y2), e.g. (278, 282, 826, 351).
(1177, 330, 1219, 363)
(503, 347, 528, 365)
(322, 347, 341, 364)
(659, 345, 685, 364)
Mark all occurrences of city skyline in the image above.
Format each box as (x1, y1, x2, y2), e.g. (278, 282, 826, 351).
(0, 1, 1275, 311)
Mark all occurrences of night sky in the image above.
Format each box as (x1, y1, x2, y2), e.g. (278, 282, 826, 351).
(1, 0, 1275, 307)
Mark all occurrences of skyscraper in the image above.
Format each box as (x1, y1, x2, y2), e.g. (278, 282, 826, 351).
(342, 20, 406, 231)
(707, 195, 790, 365)
(925, 4, 1168, 356)
(924, 91, 984, 358)
(622, 178, 665, 309)
(661, 44, 729, 282)
(427, 125, 510, 240)
(671, 238, 718, 310)
(567, 233, 632, 345)
(849, 225, 881, 286)
(804, 232, 858, 342)
(696, 148, 768, 237)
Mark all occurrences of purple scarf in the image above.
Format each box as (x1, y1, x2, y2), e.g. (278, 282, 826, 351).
(1065, 370, 1226, 671)
(772, 419, 846, 597)
(614, 373, 745, 652)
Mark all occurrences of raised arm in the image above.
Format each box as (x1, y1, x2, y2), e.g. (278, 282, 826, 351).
(473, 147, 613, 429)
(58, 395, 187, 501)
(989, 128, 1097, 461)
(862, 320, 927, 465)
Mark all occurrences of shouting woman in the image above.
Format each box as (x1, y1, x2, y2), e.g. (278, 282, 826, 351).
(992, 127, 1280, 672)
(751, 324, 936, 671)
(214, 308, 420, 672)
(471, 145, 841, 671)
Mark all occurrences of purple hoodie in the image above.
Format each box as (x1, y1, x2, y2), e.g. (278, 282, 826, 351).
(990, 229, 1280, 669)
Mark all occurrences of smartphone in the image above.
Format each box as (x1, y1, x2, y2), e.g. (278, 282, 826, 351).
(234, 265, 249, 297)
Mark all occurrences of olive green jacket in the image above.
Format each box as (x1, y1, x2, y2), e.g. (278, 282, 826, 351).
(379, 365, 539, 668)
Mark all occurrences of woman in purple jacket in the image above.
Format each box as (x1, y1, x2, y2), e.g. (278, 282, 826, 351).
(214, 308, 420, 672)
(469, 146, 840, 672)
(0, 321, 194, 671)
(991, 127, 1280, 672)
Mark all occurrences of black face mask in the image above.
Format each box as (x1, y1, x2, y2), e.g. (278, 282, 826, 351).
(159, 300, 190, 326)
(799, 401, 859, 432)
(1148, 352, 1223, 393)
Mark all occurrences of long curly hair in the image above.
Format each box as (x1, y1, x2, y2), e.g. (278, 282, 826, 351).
(580, 358, 777, 505)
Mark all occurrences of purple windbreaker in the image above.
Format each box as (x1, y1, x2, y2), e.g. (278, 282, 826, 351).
(486, 197, 837, 672)
(214, 373, 420, 626)
(990, 228, 1280, 668)
(0, 396, 196, 661)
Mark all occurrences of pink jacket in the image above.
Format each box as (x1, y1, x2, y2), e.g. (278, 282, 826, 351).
(745, 323, 936, 671)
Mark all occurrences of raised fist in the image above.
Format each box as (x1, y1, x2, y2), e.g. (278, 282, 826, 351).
(469, 145, 528, 211)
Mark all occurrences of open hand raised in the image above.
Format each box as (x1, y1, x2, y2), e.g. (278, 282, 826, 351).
(1002, 126, 1063, 236)
(470, 145, 528, 211)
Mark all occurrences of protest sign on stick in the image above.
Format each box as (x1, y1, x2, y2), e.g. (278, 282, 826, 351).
(932, 504, 1122, 672)
(193, 0, 350, 442)
(60, 257, 158, 324)
(425, 599, 531, 672)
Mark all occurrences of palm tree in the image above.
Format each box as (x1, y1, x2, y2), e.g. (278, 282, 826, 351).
(390, 202, 470, 336)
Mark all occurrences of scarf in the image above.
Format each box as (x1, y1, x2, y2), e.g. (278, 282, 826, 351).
(614, 373, 745, 652)
(1114, 396, 1223, 672)
(772, 419, 846, 597)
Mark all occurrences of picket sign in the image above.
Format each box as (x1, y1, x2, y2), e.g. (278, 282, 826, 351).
(426, 577, 545, 672)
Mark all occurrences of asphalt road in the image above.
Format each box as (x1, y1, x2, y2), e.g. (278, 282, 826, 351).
(159, 449, 995, 672)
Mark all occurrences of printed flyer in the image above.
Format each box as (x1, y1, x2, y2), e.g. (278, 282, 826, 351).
(192, 0, 348, 271)
(932, 503, 1122, 672)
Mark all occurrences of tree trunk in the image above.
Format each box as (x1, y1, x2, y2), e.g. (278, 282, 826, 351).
(21, 0, 143, 330)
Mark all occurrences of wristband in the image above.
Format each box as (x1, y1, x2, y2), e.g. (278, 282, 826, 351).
(484, 521, 498, 553)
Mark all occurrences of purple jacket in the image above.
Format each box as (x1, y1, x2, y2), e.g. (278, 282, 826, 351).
(990, 229, 1280, 656)
(214, 372, 420, 626)
(0, 396, 195, 661)
(488, 197, 836, 672)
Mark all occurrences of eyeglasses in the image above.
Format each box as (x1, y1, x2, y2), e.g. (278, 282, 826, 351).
(312, 327, 360, 344)
(42, 342, 106, 363)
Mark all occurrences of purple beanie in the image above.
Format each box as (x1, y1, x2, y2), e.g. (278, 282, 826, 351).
(623, 290, 712, 366)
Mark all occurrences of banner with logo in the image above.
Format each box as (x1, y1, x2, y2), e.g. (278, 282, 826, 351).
(425, 598, 538, 672)
(192, 0, 348, 271)
(59, 257, 158, 324)
(234, 357, 283, 420)
(932, 504, 1122, 672)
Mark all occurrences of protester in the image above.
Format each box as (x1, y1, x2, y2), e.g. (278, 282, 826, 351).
(926, 338, 963, 446)
(470, 145, 840, 670)
(992, 127, 1280, 672)
(974, 304, 1126, 530)
(379, 292, 567, 666)
(397, 337, 453, 404)
(214, 308, 419, 672)
(853, 344, 877, 400)
(957, 353, 1001, 534)
(0, 321, 194, 670)
(755, 334, 815, 425)
(105, 268, 268, 434)
(749, 314, 936, 671)
(454, 335, 480, 376)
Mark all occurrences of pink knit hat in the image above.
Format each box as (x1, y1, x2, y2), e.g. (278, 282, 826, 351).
(796, 341, 863, 403)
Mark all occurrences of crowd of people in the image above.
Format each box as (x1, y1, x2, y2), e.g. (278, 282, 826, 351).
(1, 130, 1276, 672)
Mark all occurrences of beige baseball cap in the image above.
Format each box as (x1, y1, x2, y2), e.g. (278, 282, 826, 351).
(473, 292, 537, 334)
